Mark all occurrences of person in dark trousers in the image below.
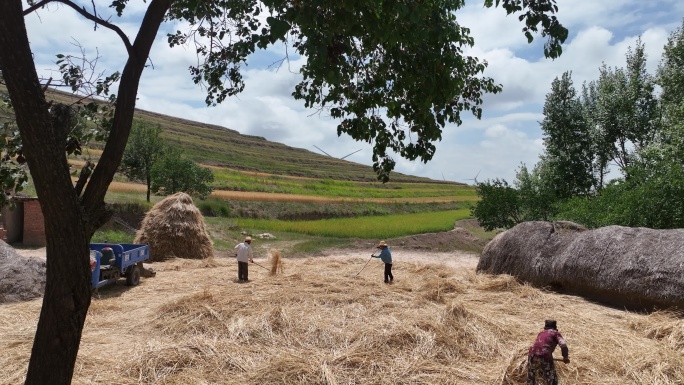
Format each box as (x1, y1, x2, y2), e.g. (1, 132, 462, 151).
(371, 240, 393, 283)
(527, 319, 570, 385)
(234, 236, 253, 282)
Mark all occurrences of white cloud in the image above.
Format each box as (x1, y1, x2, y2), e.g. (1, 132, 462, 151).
(19, 1, 684, 183)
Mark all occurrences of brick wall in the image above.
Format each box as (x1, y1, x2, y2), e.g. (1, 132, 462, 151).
(23, 200, 46, 247)
(1, 204, 23, 243)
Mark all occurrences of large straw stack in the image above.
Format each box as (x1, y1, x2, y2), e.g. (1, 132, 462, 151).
(477, 221, 684, 310)
(134, 192, 214, 261)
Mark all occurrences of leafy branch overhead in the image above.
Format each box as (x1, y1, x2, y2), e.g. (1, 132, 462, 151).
(165, 0, 567, 181)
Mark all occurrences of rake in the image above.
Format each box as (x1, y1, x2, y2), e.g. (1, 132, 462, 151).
(354, 254, 374, 277)
(252, 261, 270, 271)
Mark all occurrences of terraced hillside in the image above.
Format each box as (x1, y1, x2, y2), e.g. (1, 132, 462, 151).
(5, 86, 478, 243)
(31, 87, 456, 184)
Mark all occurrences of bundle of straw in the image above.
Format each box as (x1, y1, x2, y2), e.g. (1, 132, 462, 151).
(269, 249, 284, 276)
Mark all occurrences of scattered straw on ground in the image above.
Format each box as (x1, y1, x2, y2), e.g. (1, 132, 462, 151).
(1, 250, 682, 384)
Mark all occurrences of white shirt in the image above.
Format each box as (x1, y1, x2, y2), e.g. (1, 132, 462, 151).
(235, 242, 253, 262)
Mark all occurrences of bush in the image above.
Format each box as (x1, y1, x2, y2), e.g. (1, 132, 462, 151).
(197, 199, 231, 217)
(91, 229, 135, 244)
(557, 161, 684, 229)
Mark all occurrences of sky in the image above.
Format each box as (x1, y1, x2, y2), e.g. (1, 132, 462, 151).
(22, 1, 684, 184)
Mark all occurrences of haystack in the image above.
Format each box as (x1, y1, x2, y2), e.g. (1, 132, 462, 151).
(134, 193, 214, 261)
(477, 221, 684, 310)
(0, 240, 45, 303)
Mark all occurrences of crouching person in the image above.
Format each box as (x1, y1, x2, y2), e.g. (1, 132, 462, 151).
(527, 319, 570, 385)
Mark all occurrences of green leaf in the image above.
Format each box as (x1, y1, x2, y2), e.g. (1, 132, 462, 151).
(266, 16, 290, 40)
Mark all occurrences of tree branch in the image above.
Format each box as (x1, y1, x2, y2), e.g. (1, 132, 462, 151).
(81, 0, 173, 222)
(23, 0, 134, 57)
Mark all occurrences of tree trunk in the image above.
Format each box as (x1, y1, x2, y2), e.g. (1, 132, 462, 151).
(0, 2, 91, 383)
(0, 0, 171, 383)
(147, 175, 152, 202)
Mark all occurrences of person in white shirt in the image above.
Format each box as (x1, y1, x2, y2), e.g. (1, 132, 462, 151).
(234, 236, 254, 282)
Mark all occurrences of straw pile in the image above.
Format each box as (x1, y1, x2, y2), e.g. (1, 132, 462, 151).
(134, 192, 214, 261)
(269, 249, 284, 276)
(477, 221, 684, 310)
(0, 241, 45, 304)
(1, 253, 682, 384)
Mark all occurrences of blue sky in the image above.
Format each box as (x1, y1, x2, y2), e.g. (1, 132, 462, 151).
(23, 0, 684, 183)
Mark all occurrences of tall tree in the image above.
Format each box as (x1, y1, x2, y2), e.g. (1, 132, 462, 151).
(539, 71, 595, 198)
(657, 18, 684, 164)
(150, 147, 215, 199)
(472, 178, 522, 231)
(514, 161, 559, 220)
(583, 40, 660, 180)
(120, 121, 166, 202)
(0, 0, 567, 383)
(472, 162, 559, 230)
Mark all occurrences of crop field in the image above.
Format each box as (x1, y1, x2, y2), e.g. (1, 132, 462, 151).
(232, 209, 473, 239)
(210, 167, 472, 199)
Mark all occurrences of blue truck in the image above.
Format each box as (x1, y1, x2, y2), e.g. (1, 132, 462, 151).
(89, 243, 151, 289)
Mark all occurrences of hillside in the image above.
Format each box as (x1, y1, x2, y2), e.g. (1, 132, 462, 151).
(5, 85, 479, 241)
(37, 87, 459, 184)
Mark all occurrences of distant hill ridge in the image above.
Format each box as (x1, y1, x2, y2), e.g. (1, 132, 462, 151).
(39, 87, 462, 184)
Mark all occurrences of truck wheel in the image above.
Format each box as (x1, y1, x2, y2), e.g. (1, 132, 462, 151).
(126, 264, 141, 286)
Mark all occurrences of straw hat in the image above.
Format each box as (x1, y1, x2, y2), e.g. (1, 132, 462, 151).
(245, 236, 252, 242)
(377, 240, 388, 248)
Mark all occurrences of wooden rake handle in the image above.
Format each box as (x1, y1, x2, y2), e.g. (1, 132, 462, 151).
(252, 261, 269, 271)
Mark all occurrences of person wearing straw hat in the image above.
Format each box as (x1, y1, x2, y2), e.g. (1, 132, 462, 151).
(371, 240, 393, 283)
(527, 319, 569, 385)
(234, 236, 254, 282)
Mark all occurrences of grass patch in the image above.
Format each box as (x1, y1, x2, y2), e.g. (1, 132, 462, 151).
(288, 237, 355, 254)
(455, 219, 499, 242)
(235, 209, 472, 239)
(91, 229, 135, 244)
(196, 198, 232, 217)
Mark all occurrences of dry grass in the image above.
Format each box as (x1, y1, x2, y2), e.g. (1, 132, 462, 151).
(1, 254, 682, 385)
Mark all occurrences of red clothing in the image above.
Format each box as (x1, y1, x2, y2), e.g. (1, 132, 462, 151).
(528, 329, 568, 361)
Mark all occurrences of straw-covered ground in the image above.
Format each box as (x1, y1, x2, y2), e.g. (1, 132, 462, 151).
(1, 248, 683, 384)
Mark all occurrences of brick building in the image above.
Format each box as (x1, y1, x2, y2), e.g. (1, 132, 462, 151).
(0, 196, 46, 247)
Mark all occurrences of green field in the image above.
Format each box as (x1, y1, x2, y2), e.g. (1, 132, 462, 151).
(232, 209, 472, 239)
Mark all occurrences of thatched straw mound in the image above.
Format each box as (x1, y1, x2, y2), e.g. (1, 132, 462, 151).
(0, 241, 45, 303)
(134, 193, 213, 261)
(477, 221, 684, 309)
